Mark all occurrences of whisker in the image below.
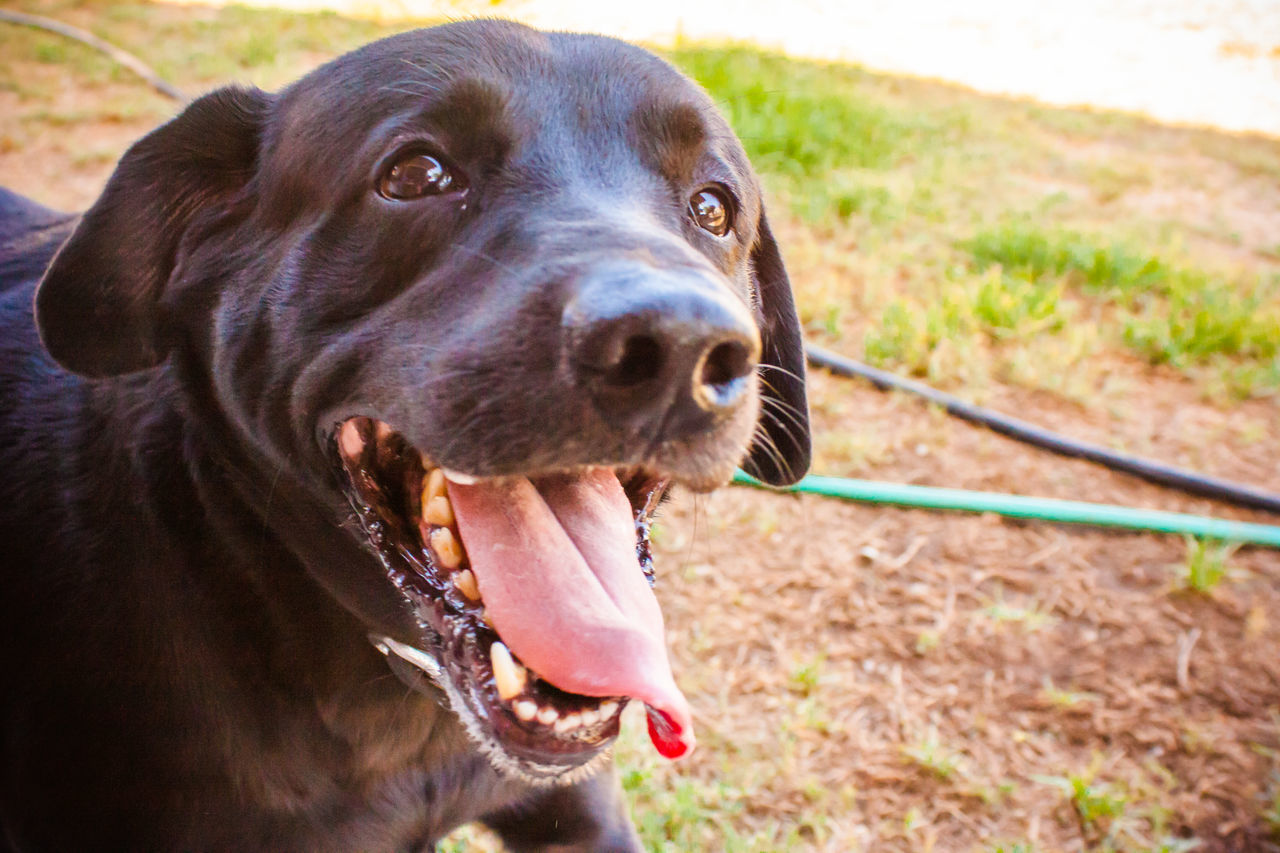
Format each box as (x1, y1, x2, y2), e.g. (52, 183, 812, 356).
(756, 361, 805, 386)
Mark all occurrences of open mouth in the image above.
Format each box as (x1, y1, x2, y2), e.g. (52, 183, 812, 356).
(332, 416, 694, 782)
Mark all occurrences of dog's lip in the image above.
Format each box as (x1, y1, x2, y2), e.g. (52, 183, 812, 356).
(329, 415, 692, 772)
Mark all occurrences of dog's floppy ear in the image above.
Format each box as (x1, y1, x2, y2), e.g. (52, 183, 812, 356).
(35, 86, 268, 378)
(742, 210, 811, 486)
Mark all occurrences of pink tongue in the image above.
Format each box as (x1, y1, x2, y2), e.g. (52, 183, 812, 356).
(446, 468, 694, 760)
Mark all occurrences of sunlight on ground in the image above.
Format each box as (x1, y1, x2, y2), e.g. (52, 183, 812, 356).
(159, 0, 1280, 137)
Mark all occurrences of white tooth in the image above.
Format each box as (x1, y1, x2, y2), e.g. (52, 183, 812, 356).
(443, 468, 479, 485)
(423, 468, 447, 503)
(375, 421, 393, 441)
(424, 494, 455, 527)
(378, 636, 443, 680)
(514, 699, 538, 721)
(580, 709, 600, 727)
(554, 712, 582, 734)
(339, 421, 364, 460)
(429, 527, 464, 569)
(536, 706, 559, 726)
(599, 700, 619, 719)
(490, 641, 526, 700)
(452, 568, 481, 602)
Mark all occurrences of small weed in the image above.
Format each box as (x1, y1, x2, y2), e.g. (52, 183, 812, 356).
(1261, 770, 1280, 839)
(1177, 536, 1241, 594)
(914, 628, 941, 655)
(1034, 771, 1130, 845)
(902, 727, 967, 780)
(981, 586, 1055, 632)
(1039, 677, 1100, 710)
(787, 653, 826, 696)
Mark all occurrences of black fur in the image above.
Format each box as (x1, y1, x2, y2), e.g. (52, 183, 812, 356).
(0, 21, 808, 850)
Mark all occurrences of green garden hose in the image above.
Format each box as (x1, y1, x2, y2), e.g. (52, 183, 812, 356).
(733, 471, 1280, 549)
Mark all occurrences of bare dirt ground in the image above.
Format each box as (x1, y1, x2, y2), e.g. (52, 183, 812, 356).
(650, 359, 1280, 850)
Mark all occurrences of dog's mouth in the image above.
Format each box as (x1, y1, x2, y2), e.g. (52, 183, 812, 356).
(332, 416, 693, 781)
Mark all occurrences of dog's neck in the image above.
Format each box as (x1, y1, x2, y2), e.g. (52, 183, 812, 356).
(73, 366, 491, 812)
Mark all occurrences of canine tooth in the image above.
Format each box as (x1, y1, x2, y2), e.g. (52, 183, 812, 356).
(423, 495, 455, 527)
(452, 568, 481, 602)
(379, 636, 443, 681)
(443, 468, 479, 486)
(481, 609, 495, 628)
(536, 706, 559, 726)
(338, 421, 364, 460)
(599, 700, 619, 719)
(490, 641, 526, 700)
(375, 420, 392, 441)
(514, 699, 538, 721)
(429, 527, 464, 569)
(554, 713, 582, 734)
(580, 709, 600, 727)
(423, 468, 447, 503)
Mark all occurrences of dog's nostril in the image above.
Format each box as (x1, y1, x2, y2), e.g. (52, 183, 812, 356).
(700, 340, 751, 388)
(603, 335, 664, 389)
(696, 339, 753, 410)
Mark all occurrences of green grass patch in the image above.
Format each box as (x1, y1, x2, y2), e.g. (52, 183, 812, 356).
(963, 222, 1280, 369)
(669, 45, 960, 224)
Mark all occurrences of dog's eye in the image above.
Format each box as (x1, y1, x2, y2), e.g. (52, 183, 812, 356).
(688, 188, 733, 237)
(379, 152, 460, 200)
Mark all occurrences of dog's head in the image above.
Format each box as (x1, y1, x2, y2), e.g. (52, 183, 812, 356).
(34, 21, 809, 781)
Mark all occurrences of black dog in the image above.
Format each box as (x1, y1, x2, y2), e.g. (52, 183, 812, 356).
(0, 20, 808, 850)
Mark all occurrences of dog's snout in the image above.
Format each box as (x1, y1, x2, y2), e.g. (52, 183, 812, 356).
(564, 265, 760, 437)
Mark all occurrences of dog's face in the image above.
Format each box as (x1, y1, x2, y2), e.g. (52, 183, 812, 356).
(34, 21, 809, 782)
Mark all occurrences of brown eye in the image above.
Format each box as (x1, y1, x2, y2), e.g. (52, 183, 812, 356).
(379, 152, 461, 200)
(689, 188, 732, 237)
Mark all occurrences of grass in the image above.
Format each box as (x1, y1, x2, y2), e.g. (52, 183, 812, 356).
(965, 222, 1280, 367)
(902, 727, 968, 780)
(1176, 536, 1242, 594)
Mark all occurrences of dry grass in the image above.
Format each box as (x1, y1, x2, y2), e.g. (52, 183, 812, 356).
(2, 2, 1280, 850)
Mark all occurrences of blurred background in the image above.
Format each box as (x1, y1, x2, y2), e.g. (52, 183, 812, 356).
(2, 1, 1279, 849)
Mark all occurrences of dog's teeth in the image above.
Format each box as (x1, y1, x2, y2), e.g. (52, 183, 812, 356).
(580, 708, 600, 727)
(423, 495, 454, 527)
(513, 699, 538, 722)
(423, 468, 447, 504)
(429, 527, 464, 569)
(481, 608, 495, 628)
(536, 706, 559, 726)
(554, 712, 582, 734)
(338, 420, 364, 460)
(490, 641, 526, 700)
(375, 420, 393, 441)
(452, 568, 481, 602)
(443, 468, 479, 486)
(599, 700, 619, 719)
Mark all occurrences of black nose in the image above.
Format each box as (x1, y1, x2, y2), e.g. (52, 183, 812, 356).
(564, 263, 761, 438)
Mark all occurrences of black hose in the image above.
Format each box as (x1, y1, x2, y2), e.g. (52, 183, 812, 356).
(805, 342, 1280, 516)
